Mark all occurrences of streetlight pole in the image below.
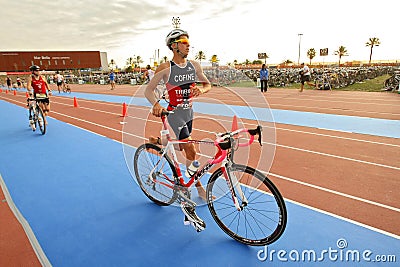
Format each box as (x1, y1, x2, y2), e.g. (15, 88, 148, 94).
(297, 33, 303, 65)
(172, 17, 180, 29)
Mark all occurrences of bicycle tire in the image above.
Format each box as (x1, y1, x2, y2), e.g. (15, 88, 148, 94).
(134, 143, 178, 206)
(37, 106, 46, 135)
(207, 164, 287, 246)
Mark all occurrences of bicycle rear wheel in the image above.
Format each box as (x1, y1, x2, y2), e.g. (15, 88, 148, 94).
(36, 106, 46, 135)
(134, 143, 178, 206)
(207, 164, 287, 246)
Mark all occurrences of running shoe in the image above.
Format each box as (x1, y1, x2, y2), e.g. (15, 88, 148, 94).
(181, 203, 206, 232)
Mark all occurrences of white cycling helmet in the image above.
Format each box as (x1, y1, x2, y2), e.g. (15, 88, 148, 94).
(165, 29, 189, 50)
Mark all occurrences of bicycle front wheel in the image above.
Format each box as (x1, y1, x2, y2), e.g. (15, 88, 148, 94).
(37, 106, 46, 135)
(134, 143, 178, 206)
(207, 164, 287, 246)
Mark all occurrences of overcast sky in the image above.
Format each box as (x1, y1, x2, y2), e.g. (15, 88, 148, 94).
(1, 0, 398, 67)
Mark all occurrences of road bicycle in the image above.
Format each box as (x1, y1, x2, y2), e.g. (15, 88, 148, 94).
(133, 111, 287, 246)
(27, 97, 46, 135)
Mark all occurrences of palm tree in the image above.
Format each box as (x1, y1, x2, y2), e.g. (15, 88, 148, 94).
(334, 46, 349, 66)
(162, 56, 168, 63)
(195, 51, 206, 64)
(365, 37, 380, 64)
(307, 48, 316, 65)
(135, 56, 143, 68)
(126, 57, 135, 68)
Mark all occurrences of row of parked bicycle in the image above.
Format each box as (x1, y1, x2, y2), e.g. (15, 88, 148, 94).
(59, 66, 399, 92)
(240, 66, 400, 90)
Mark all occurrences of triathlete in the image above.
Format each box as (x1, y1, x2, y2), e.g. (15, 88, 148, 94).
(145, 29, 211, 201)
(27, 65, 51, 129)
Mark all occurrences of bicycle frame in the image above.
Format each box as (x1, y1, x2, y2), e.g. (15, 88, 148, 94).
(148, 113, 259, 209)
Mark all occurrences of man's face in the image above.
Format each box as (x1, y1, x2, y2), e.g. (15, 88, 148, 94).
(173, 35, 190, 56)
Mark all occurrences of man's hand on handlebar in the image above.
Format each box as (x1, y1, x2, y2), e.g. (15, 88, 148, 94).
(151, 101, 166, 117)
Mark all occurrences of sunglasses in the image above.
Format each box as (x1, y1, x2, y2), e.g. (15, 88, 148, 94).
(174, 39, 190, 45)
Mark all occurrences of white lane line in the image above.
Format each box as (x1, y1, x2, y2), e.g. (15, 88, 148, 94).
(283, 197, 400, 240)
(274, 142, 400, 170)
(265, 171, 400, 213)
(5, 96, 400, 168)
(49, 108, 400, 214)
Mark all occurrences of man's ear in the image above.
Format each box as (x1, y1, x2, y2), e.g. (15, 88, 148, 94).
(171, 42, 177, 50)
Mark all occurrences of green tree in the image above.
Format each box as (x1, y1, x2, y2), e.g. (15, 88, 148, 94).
(126, 57, 135, 68)
(135, 56, 144, 68)
(125, 65, 133, 72)
(334, 46, 349, 66)
(281, 59, 293, 64)
(307, 48, 316, 65)
(195, 51, 206, 63)
(365, 37, 380, 64)
(252, 60, 263, 64)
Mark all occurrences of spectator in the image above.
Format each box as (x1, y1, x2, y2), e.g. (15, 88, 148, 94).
(6, 76, 12, 89)
(16, 77, 22, 89)
(109, 70, 116, 90)
(55, 71, 64, 93)
(143, 64, 155, 83)
(259, 64, 269, 92)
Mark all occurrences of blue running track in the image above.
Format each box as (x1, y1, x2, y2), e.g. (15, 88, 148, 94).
(0, 99, 399, 266)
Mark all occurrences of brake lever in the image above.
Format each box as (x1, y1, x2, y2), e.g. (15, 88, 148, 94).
(257, 125, 262, 146)
(248, 125, 263, 146)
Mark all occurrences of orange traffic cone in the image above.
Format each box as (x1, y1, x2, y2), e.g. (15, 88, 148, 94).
(73, 97, 79, 107)
(121, 102, 127, 117)
(13, 90, 17, 96)
(0, 89, 2, 93)
(26, 92, 29, 98)
(6, 89, 8, 94)
(231, 115, 239, 132)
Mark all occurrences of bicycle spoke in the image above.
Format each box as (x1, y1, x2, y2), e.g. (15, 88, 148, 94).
(207, 164, 287, 246)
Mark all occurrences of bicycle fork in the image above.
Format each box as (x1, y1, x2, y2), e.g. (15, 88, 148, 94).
(222, 162, 249, 211)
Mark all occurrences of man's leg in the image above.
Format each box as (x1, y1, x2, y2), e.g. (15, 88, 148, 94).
(299, 81, 304, 92)
(180, 140, 207, 201)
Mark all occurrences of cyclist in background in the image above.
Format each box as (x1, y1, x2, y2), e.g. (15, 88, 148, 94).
(145, 28, 211, 201)
(27, 65, 51, 127)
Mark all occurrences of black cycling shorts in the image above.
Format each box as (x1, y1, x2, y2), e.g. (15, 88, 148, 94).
(167, 108, 193, 140)
(301, 75, 311, 84)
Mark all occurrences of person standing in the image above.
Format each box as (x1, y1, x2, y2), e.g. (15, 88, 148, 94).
(299, 63, 315, 92)
(16, 77, 22, 89)
(55, 71, 64, 93)
(109, 70, 116, 90)
(145, 28, 212, 229)
(259, 64, 269, 92)
(143, 64, 155, 83)
(145, 28, 211, 201)
(6, 76, 12, 89)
